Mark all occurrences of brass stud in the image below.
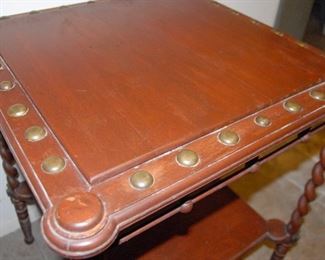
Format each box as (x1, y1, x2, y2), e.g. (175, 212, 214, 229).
(41, 156, 66, 174)
(176, 149, 200, 167)
(7, 104, 29, 118)
(0, 80, 15, 91)
(254, 115, 271, 127)
(309, 90, 325, 101)
(218, 130, 240, 146)
(283, 101, 302, 113)
(24, 126, 47, 142)
(130, 171, 154, 190)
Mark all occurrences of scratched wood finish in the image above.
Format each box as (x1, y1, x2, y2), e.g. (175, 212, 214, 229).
(0, 0, 324, 258)
(1, 0, 325, 183)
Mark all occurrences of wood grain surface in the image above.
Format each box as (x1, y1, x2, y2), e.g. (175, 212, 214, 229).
(1, 0, 324, 183)
(0, 0, 324, 258)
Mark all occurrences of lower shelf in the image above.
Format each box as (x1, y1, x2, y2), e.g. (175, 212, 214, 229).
(101, 187, 267, 259)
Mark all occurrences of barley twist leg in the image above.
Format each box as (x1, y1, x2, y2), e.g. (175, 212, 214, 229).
(270, 147, 325, 260)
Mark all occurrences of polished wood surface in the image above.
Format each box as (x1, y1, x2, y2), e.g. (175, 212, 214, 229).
(0, 0, 324, 258)
(1, 0, 325, 183)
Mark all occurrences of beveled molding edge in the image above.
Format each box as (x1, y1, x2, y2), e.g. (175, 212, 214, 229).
(40, 84, 324, 258)
(1, 53, 325, 258)
(99, 84, 324, 197)
(41, 209, 119, 259)
(41, 119, 325, 259)
(92, 81, 325, 185)
(0, 56, 90, 208)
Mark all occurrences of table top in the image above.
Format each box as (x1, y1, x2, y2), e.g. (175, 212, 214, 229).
(0, 0, 324, 258)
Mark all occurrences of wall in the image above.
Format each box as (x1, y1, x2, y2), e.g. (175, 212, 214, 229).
(0, 0, 88, 17)
(0, 0, 282, 26)
(217, 0, 281, 27)
(275, 0, 314, 39)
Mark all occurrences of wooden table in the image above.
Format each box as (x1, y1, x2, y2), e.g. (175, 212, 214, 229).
(0, 0, 324, 259)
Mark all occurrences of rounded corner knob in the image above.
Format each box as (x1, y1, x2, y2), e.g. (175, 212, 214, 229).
(180, 200, 194, 214)
(254, 115, 271, 127)
(55, 192, 104, 232)
(25, 126, 47, 142)
(41, 156, 66, 174)
(130, 171, 154, 190)
(218, 130, 240, 146)
(7, 104, 29, 118)
(0, 80, 15, 91)
(283, 101, 302, 113)
(176, 149, 200, 168)
(309, 90, 325, 101)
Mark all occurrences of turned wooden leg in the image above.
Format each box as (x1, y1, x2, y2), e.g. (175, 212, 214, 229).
(267, 146, 325, 260)
(0, 132, 34, 244)
(11, 197, 34, 244)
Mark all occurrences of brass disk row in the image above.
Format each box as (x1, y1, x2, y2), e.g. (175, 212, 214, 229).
(129, 93, 324, 190)
(1, 76, 324, 187)
(0, 67, 106, 234)
(1, 78, 66, 175)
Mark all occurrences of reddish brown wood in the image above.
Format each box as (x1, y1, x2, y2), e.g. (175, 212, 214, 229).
(1, 0, 325, 183)
(0, 132, 34, 244)
(98, 187, 267, 260)
(0, 0, 324, 258)
(269, 146, 325, 260)
(55, 192, 104, 233)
